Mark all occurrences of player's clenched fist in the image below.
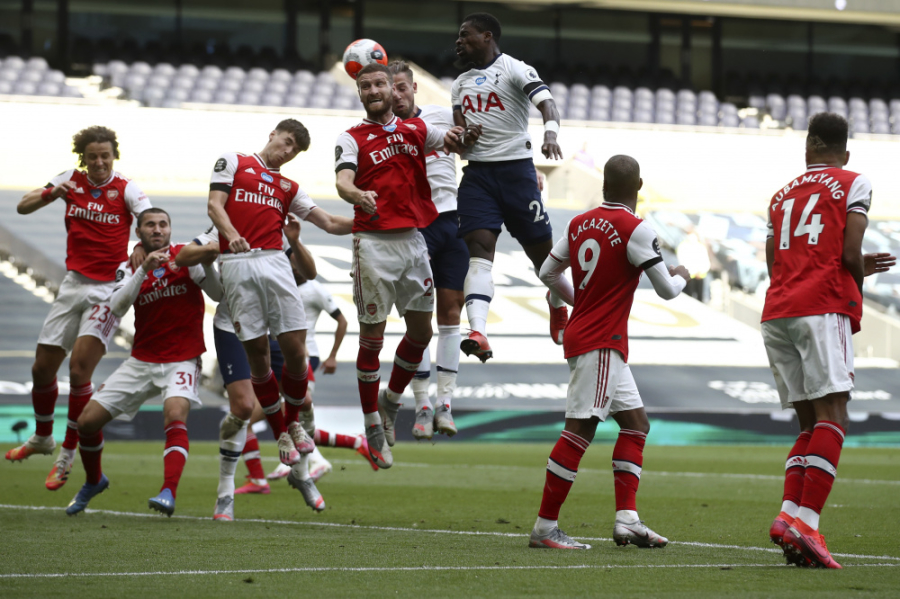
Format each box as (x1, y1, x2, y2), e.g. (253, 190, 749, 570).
(228, 237, 251, 253)
(354, 190, 378, 214)
(47, 180, 78, 201)
(669, 264, 691, 283)
(141, 248, 170, 273)
(283, 214, 302, 241)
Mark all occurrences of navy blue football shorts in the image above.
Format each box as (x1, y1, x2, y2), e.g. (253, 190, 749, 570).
(420, 211, 469, 291)
(214, 326, 283, 386)
(457, 158, 552, 246)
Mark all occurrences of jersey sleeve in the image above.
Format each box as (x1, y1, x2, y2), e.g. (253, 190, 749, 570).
(335, 132, 359, 173)
(193, 225, 219, 246)
(547, 224, 571, 266)
(113, 260, 134, 289)
(423, 122, 447, 154)
(450, 78, 461, 112)
(511, 59, 552, 106)
(123, 179, 152, 216)
(188, 263, 207, 286)
(289, 187, 317, 221)
(846, 174, 873, 216)
(626, 222, 664, 270)
(210, 152, 239, 193)
(46, 169, 75, 189)
(316, 282, 340, 317)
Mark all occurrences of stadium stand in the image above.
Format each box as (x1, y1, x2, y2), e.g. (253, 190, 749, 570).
(0, 56, 81, 98)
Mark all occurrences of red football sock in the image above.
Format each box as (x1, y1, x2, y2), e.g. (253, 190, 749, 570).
(783, 431, 812, 506)
(62, 382, 93, 450)
(314, 429, 358, 449)
(32, 379, 58, 437)
(242, 429, 266, 480)
(252, 370, 286, 437)
(538, 430, 590, 521)
(357, 337, 383, 414)
(161, 421, 189, 497)
(388, 334, 428, 395)
(281, 365, 309, 425)
(78, 430, 104, 485)
(799, 421, 845, 517)
(612, 429, 646, 512)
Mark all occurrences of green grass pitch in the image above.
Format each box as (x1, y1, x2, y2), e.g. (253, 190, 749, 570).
(1, 441, 898, 597)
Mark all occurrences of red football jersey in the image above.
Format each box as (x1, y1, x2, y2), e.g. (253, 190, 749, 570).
(210, 152, 316, 253)
(46, 169, 151, 281)
(762, 165, 872, 333)
(114, 244, 208, 363)
(550, 203, 663, 362)
(335, 115, 445, 232)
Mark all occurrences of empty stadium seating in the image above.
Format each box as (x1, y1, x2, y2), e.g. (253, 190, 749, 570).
(0, 56, 82, 98)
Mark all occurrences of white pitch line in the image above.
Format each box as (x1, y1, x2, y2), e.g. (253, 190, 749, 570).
(2, 503, 898, 563)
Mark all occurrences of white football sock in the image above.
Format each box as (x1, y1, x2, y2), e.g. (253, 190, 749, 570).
(364, 411, 382, 427)
(781, 500, 799, 518)
(534, 516, 557, 535)
(291, 454, 311, 481)
(298, 404, 315, 436)
(616, 509, 640, 523)
(217, 412, 248, 498)
(411, 346, 432, 411)
(797, 507, 820, 531)
(384, 387, 402, 403)
(464, 257, 494, 334)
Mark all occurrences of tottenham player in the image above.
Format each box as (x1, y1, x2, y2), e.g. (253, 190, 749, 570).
(530, 156, 689, 550)
(65, 208, 223, 516)
(390, 60, 467, 438)
(208, 119, 352, 509)
(335, 63, 475, 468)
(7, 126, 152, 491)
(451, 13, 568, 361)
(763, 113, 896, 569)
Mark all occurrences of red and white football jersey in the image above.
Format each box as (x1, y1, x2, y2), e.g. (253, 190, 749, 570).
(209, 152, 316, 253)
(549, 203, 663, 362)
(113, 244, 208, 363)
(762, 165, 872, 332)
(335, 115, 445, 233)
(46, 169, 151, 282)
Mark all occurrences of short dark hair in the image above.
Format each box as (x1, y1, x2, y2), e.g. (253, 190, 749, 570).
(603, 155, 641, 197)
(464, 13, 502, 41)
(356, 63, 392, 88)
(388, 60, 413, 83)
(807, 112, 848, 155)
(275, 119, 311, 152)
(137, 207, 170, 227)
(73, 126, 119, 167)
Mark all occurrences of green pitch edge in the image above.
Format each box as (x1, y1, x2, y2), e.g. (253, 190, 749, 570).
(0, 405, 163, 444)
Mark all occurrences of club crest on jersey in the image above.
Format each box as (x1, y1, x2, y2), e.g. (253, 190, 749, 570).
(383, 123, 397, 133)
(405, 123, 417, 130)
(167, 260, 180, 272)
(106, 189, 118, 201)
(475, 76, 486, 85)
(366, 303, 377, 315)
(90, 189, 102, 199)
(280, 179, 291, 192)
(152, 267, 166, 278)
(261, 172, 274, 183)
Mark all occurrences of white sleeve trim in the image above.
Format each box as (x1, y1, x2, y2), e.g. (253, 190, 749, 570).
(626, 222, 664, 269)
(335, 132, 359, 171)
(210, 152, 239, 187)
(530, 89, 553, 107)
(290, 188, 317, 220)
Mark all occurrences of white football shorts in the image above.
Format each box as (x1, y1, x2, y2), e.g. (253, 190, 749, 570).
(36, 271, 120, 354)
(351, 230, 434, 324)
(761, 313, 854, 410)
(93, 357, 202, 421)
(220, 250, 305, 341)
(565, 348, 643, 421)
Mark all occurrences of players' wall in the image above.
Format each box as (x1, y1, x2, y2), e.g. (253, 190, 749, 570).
(4, 100, 900, 218)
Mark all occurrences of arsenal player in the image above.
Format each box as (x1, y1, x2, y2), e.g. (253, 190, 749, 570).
(207, 119, 352, 514)
(530, 155, 688, 550)
(334, 62, 475, 469)
(7, 126, 151, 493)
(763, 113, 895, 569)
(65, 208, 223, 516)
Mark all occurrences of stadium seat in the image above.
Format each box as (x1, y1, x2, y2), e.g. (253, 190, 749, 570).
(61, 85, 82, 98)
(213, 91, 237, 104)
(260, 93, 283, 106)
(130, 61, 152, 77)
(655, 111, 675, 125)
(237, 92, 261, 105)
(283, 95, 308, 108)
(26, 56, 48, 71)
(720, 114, 740, 128)
(13, 81, 37, 95)
(294, 70, 315, 84)
(0, 69, 17, 82)
(766, 94, 786, 120)
(748, 95, 765, 110)
(42, 70, 65, 84)
(611, 107, 632, 123)
(871, 121, 891, 135)
(741, 116, 760, 128)
(655, 87, 675, 104)
(567, 106, 588, 121)
(271, 69, 292, 83)
(201, 65, 223, 79)
(266, 81, 288, 95)
(178, 64, 200, 78)
(699, 113, 718, 127)
(676, 111, 696, 126)
(589, 106, 610, 121)
(851, 120, 869, 134)
(36, 82, 61, 96)
(190, 89, 213, 103)
(242, 79, 265, 94)
(0, 80, 12, 94)
(167, 88, 190, 102)
(19, 70, 42, 83)
(308, 95, 331, 109)
(633, 109, 653, 123)
(3, 56, 25, 70)
(247, 67, 269, 82)
(194, 77, 218, 91)
(218, 79, 241, 93)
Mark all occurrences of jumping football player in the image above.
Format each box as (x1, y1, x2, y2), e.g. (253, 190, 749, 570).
(7, 126, 152, 492)
(530, 156, 688, 550)
(451, 12, 568, 362)
(65, 208, 223, 516)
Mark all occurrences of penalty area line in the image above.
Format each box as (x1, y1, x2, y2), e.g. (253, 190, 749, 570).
(1, 503, 898, 563)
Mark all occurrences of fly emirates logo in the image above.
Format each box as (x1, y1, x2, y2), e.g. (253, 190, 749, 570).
(369, 133, 419, 164)
(67, 201, 121, 224)
(138, 277, 188, 306)
(234, 182, 285, 210)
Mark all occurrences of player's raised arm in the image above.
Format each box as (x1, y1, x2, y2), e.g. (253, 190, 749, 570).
(110, 250, 168, 316)
(515, 62, 561, 160)
(538, 230, 575, 306)
(207, 153, 249, 253)
(187, 261, 224, 302)
(335, 133, 377, 214)
(17, 172, 77, 215)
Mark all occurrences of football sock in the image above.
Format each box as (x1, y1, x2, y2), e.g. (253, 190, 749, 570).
(298, 403, 315, 436)
(161, 421, 189, 498)
(612, 429, 646, 512)
(314, 429, 359, 449)
(32, 378, 58, 438)
(534, 516, 557, 536)
(281, 365, 309, 425)
(411, 347, 431, 411)
(252, 370, 286, 437)
(291, 453, 311, 482)
(781, 431, 812, 518)
(464, 257, 494, 334)
(387, 334, 428, 400)
(242, 429, 266, 480)
(538, 430, 590, 521)
(363, 411, 382, 428)
(62, 382, 93, 450)
(357, 336, 383, 414)
(217, 413, 247, 498)
(798, 421, 845, 531)
(436, 325, 460, 408)
(78, 430, 104, 485)
(616, 509, 640, 524)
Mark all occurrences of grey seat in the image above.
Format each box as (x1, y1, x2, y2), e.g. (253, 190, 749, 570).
(871, 121, 891, 135)
(271, 69, 292, 83)
(36, 82, 61, 96)
(721, 114, 740, 128)
(591, 84, 611, 99)
(266, 81, 288, 95)
(589, 106, 610, 121)
(61, 85, 82, 97)
(167, 88, 190, 102)
(748, 95, 765, 110)
(247, 67, 269, 82)
(214, 91, 237, 104)
(147, 75, 172, 89)
(611, 107, 632, 122)
(284, 95, 308, 108)
(153, 63, 176, 78)
(655, 111, 675, 125)
(634, 97, 654, 112)
(142, 87, 166, 105)
(260, 93, 283, 107)
(699, 113, 718, 127)
(633, 109, 653, 123)
(190, 89, 213, 103)
(741, 116, 760, 128)
(0, 70, 18, 82)
(178, 64, 200, 78)
(242, 80, 265, 94)
(851, 120, 869, 134)
(194, 77, 218, 91)
(123, 73, 147, 90)
(43, 70, 65, 84)
(224, 66, 246, 81)
(332, 96, 357, 110)
(766, 94, 786, 120)
(170, 76, 195, 91)
(568, 95, 588, 110)
(567, 106, 588, 121)
(201, 65, 222, 79)
(218, 79, 241, 93)
(130, 61, 153, 76)
(19, 70, 43, 83)
(308, 95, 332, 109)
(13, 81, 37, 95)
(26, 56, 49, 71)
(0, 80, 13, 94)
(719, 102, 738, 117)
(294, 70, 315, 84)
(288, 82, 311, 97)
(161, 99, 183, 109)
(3, 56, 25, 70)
(237, 92, 261, 105)
(676, 111, 696, 126)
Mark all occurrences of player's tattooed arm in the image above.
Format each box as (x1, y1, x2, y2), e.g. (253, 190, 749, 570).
(208, 189, 250, 253)
(17, 180, 77, 215)
(536, 99, 563, 160)
(336, 169, 377, 215)
(864, 252, 896, 277)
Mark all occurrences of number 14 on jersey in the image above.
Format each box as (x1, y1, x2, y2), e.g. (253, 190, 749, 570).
(777, 193, 825, 250)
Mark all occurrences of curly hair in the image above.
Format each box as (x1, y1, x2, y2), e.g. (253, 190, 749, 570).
(72, 126, 120, 167)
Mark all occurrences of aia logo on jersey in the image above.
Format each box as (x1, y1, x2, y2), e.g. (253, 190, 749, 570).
(475, 76, 486, 85)
(461, 93, 505, 115)
(383, 123, 397, 133)
(261, 172, 274, 183)
(152, 267, 166, 278)
(280, 179, 291, 192)
(366, 303, 377, 315)
(107, 189, 119, 201)
(90, 189, 102, 199)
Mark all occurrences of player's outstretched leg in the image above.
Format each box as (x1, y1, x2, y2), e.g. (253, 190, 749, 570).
(287, 454, 325, 512)
(252, 370, 297, 465)
(380, 333, 429, 446)
(46, 382, 93, 490)
(358, 336, 392, 469)
(6, 378, 58, 463)
(771, 430, 812, 547)
(149, 420, 189, 517)
(66, 429, 108, 515)
(214, 413, 248, 520)
(461, 257, 494, 362)
(411, 348, 433, 440)
(434, 325, 460, 436)
(314, 429, 379, 471)
(530, 429, 591, 550)
(611, 428, 668, 548)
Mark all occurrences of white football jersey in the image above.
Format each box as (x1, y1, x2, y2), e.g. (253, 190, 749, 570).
(299, 279, 340, 358)
(416, 105, 458, 213)
(451, 53, 550, 162)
